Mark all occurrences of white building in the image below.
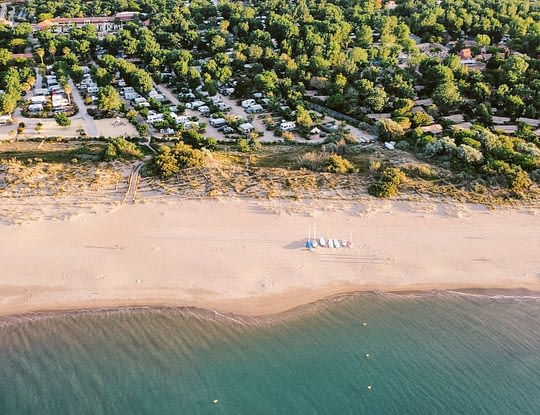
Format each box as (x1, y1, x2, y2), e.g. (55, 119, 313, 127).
(280, 121, 296, 131)
(33, 12, 146, 38)
(239, 122, 255, 134)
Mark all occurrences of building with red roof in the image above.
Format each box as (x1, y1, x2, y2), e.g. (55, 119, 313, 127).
(33, 12, 142, 37)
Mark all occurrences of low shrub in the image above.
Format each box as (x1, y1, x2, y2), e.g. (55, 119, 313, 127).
(153, 143, 207, 178)
(297, 152, 356, 174)
(54, 113, 71, 127)
(103, 137, 144, 161)
(368, 167, 406, 198)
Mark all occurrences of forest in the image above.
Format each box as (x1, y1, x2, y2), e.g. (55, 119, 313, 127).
(1, 0, 540, 197)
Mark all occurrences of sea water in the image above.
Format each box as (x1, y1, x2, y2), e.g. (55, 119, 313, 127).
(0, 292, 539, 414)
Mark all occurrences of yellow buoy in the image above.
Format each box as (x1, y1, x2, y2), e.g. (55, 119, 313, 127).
(213, 399, 219, 404)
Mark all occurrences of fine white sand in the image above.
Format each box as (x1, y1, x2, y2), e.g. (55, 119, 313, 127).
(1, 198, 539, 316)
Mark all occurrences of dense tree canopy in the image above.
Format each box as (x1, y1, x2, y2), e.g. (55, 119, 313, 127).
(0, 0, 538, 194)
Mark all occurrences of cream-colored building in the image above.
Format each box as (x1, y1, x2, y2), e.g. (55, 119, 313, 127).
(33, 12, 147, 37)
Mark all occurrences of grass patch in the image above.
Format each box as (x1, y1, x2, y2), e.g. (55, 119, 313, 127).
(0, 141, 104, 163)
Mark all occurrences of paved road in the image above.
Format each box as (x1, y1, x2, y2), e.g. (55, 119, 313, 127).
(69, 79, 98, 136)
(0, 2, 7, 20)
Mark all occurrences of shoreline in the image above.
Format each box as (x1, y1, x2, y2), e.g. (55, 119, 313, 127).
(1, 197, 540, 318)
(2, 286, 540, 323)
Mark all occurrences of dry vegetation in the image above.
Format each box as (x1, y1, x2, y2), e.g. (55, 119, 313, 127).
(0, 141, 130, 224)
(1, 140, 539, 225)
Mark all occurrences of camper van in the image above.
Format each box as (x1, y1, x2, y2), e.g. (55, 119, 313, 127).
(133, 97, 147, 105)
(246, 104, 263, 113)
(209, 118, 226, 128)
(31, 96, 48, 104)
(147, 113, 164, 123)
(186, 100, 204, 110)
(28, 103, 43, 112)
(198, 105, 210, 115)
(217, 102, 231, 111)
(241, 99, 256, 108)
(280, 121, 296, 131)
(125, 91, 139, 101)
(0, 115, 12, 125)
(172, 114, 189, 124)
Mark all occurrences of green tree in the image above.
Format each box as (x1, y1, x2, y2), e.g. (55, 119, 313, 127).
(0, 48, 12, 66)
(377, 119, 405, 142)
(55, 113, 71, 127)
(255, 70, 278, 93)
(173, 142, 206, 168)
(296, 106, 313, 128)
(97, 86, 122, 112)
(503, 56, 529, 84)
(365, 87, 388, 112)
(475, 34, 491, 48)
(95, 67, 113, 87)
(0, 93, 18, 115)
(36, 48, 45, 65)
(49, 43, 57, 62)
(103, 138, 143, 161)
(433, 82, 462, 113)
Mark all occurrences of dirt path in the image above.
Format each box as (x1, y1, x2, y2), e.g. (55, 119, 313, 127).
(122, 162, 143, 204)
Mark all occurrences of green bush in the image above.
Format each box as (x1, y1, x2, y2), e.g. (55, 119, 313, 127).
(174, 142, 206, 168)
(324, 154, 356, 174)
(154, 145, 180, 178)
(377, 118, 405, 142)
(103, 138, 144, 161)
(368, 167, 406, 198)
(297, 152, 356, 174)
(237, 138, 250, 152)
(153, 143, 207, 178)
(54, 113, 71, 127)
(137, 123, 148, 137)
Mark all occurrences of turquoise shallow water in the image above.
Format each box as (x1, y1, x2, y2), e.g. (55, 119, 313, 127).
(0, 292, 539, 414)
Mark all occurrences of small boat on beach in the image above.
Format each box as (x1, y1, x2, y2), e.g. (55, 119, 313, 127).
(319, 237, 326, 247)
(306, 225, 314, 250)
(333, 239, 340, 248)
(328, 239, 334, 248)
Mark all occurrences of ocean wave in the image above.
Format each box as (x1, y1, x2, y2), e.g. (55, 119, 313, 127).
(1, 288, 539, 328)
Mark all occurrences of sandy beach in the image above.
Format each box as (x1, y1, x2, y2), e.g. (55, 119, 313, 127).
(1, 196, 539, 317)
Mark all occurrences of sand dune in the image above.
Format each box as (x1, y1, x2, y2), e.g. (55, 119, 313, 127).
(1, 197, 539, 316)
